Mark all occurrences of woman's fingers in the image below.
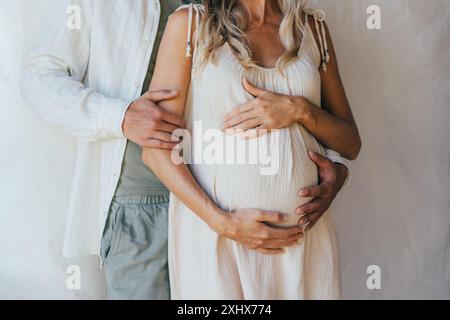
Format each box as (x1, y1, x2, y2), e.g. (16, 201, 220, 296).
(260, 234, 303, 249)
(223, 102, 254, 122)
(239, 125, 268, 140)
(234, 118, 261, 131)
(255, 248, 284, 255)
(221, 111, 257, 130)
(242, 78, 265, 97)
(251, 234, 304, 254)
(260, 225, 304, 241)
(254, 211, 288, 224)
(241, 229, 304, 254)
(228, 210, 305, 253)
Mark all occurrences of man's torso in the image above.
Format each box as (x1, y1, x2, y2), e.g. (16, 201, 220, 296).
(114, 0, 184, 198)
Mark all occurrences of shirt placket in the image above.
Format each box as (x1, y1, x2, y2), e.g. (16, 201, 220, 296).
(131, 0, 161, 95)
(99, 0, 162, 260)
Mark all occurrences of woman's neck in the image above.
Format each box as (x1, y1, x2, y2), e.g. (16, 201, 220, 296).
(238, 0, 281, 25)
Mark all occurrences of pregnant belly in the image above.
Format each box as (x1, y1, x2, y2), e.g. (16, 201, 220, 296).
(190, 126, 322, 227)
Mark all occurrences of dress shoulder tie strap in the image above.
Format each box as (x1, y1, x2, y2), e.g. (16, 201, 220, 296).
(304, 9, 330, 72)
(176, 4, 206, 58)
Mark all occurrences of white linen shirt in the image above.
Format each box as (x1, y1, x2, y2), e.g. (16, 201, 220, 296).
(21, 0, 162, 257)
(20, 0, 349, 258)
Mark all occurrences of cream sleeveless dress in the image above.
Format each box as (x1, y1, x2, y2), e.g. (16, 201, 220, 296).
(169, 4, 341, 300)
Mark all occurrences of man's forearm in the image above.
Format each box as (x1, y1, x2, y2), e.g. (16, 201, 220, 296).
(20, 0, 129, 141)
(21, 58, 130, 140)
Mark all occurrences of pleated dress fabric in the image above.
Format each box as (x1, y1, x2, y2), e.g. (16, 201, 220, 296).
(169, 5, 342, 300)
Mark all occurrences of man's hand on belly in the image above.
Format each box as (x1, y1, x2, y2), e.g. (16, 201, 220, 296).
(296, 151, 348, 230)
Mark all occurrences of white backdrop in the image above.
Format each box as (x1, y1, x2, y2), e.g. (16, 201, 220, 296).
(0, 0, 449, 299)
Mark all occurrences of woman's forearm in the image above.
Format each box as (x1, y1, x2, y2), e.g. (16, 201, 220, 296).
(140, 8, 232, 237)
(142, 148, 226, 232)
(295, 97, 361, 160)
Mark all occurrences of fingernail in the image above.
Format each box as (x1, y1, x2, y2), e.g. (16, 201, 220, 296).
(300, 218, 308, 224)
(299, 190, 307, 197)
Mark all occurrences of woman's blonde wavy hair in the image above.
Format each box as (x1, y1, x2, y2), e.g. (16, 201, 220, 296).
(197, 0, 309, 70)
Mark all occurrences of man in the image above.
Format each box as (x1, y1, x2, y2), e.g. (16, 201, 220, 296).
(20, 0, 350, 299)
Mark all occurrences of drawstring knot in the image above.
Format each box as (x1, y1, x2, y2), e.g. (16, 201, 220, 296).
(305, 9, 329, 72)
(176, 4, 205, 58)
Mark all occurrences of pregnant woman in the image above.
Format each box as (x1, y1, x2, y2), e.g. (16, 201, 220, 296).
(143, 0, 360, 299)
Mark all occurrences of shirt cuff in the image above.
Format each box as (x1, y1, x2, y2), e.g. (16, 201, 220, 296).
(99, 98, 133, 139)
(326, 149, 351, 187)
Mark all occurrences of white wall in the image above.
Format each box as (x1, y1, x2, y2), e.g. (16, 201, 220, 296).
(0, 0, 449, 299)
(0, 0, 106, 299)
(320, 0, 450, 299)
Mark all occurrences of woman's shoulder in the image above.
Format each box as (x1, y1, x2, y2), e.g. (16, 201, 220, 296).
(170, 3, 205, 21)
(167, 4, 206, 57)
(302, 7, 327, 20)
(302, 8, 328, 30)
(167, 3, 205, 38)
(302, 8, 332, 72)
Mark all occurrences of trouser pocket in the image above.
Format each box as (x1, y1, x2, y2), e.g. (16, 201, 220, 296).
(100, 202, 124, 262)
(100, 197, 170, 299)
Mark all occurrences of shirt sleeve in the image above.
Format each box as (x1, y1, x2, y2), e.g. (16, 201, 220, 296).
(326, 149, 351, 187)
(19, 0, 130, 141)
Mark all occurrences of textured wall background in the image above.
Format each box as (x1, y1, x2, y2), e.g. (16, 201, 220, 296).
(0, 0, 449, 299)
(320, 0, 450, 299)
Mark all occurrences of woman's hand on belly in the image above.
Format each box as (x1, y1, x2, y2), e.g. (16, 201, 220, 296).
(221, 79, 306, 135)
(212, 208, 304, 255)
